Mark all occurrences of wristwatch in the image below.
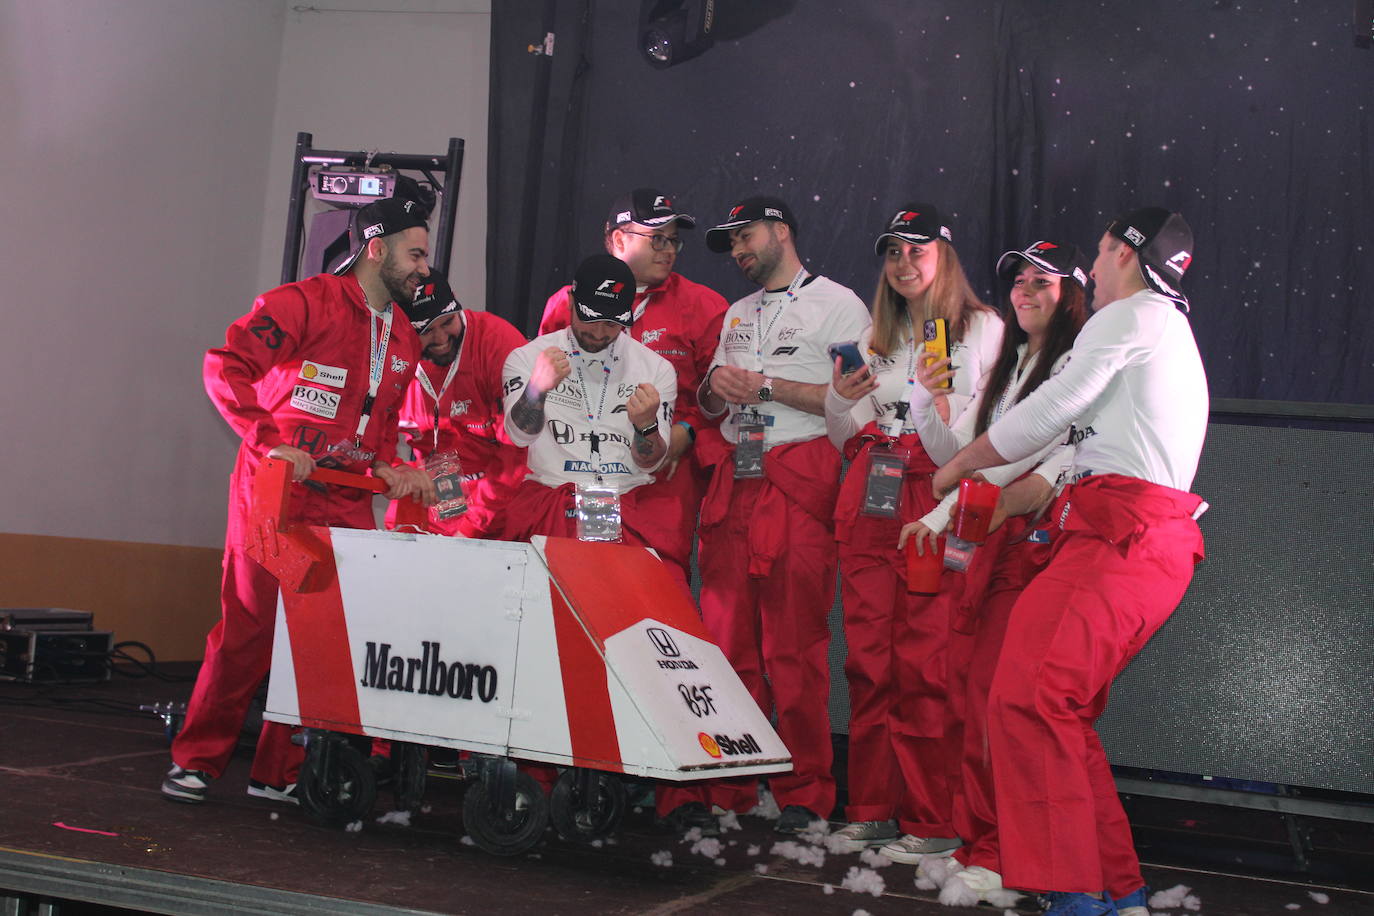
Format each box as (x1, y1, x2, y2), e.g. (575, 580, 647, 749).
(757, 377, 774, 402)
(635, 421, 660, 438)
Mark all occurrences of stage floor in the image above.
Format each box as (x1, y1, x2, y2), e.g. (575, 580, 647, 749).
(1, 668, 1370, 915)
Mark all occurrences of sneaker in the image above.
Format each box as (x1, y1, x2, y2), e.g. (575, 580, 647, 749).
(773, 804, 821, 835)
(1107, 886, 1149, 916)
(246, 779, 300, 805)
(939, 865, 1022, 908)
(829, 819, 899, 852)
(1042, 891, 1113, 916)
(161, 765, 210, 804)
(878, 833, 962, 863)
(658, 802, 720, 838)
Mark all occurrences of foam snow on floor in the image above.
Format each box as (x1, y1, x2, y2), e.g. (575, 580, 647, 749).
(718, 810, 743, 832)
(344, 820, 363, 833)
(1308, 892, 1330, 904)
(690, 837, 723, 858)
(748, 786, 782, 820)
(853, 909, 874, 916)
(858, 848, 892, 869)
(459, 835, 475, 846)
(650, 850, 674, 867)
(269, 812, 279, 821)
(747, 844, 762, 856)
(1286, 905, 1302, 911)
(754, 864, 769, 874)
(681, 826, 703, 843)
(375, 810, 411, 826)
(840, 865, 886, 897)
(914, 875, 939, 891)
(823, 884, 835, 894)
(1149, 884, 1202, 911)
(770, 840, 825, 868)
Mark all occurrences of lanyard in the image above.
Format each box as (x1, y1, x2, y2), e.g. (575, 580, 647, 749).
(633, 289, 654, 324)
(995, 346, 1035, 423)
(754, 267, 808, 372)
(566, 329, 618, 482)
(884, 315, 919, 437)
(414, 311, 467, 452)
(355, 305, 394, 445)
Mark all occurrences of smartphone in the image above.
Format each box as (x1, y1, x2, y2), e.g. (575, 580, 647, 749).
(922, 318, 951, 390)
(828, 341, 866, 376)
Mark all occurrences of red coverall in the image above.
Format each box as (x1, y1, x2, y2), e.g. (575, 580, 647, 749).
(987, 474, 1204, 896)
(178, 273, 420, 787)
(539, 272, 727, 588)
(392, 310, 528, 539)
(835, 428, 963, 836)
(668, 430, 843, 818)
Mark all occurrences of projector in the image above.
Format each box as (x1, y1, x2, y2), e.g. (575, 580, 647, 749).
(312, 167, 397, 206)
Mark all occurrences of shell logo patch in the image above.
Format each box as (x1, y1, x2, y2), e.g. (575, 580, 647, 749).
(698, 732, 722, 758)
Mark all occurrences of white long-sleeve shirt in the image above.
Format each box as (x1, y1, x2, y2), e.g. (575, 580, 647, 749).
(913, 344, 1076, 533)
(824, 310, 1003, 450)
(987, 289, 1208, 492)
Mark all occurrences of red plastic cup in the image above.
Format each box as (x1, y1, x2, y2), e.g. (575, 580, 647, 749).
(905, 535, 945, 595)
(951, 479, 1002, 544)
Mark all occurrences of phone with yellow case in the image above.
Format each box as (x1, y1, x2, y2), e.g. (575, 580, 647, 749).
(922, 318, 951, 390)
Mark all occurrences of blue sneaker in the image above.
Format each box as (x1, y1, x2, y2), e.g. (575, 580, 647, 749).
(1042, 891, 1113, 916)
(1107, 886, 1149, 915)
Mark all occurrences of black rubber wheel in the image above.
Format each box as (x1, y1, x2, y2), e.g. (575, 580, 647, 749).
(461, 769, 549, 856)
(548, 768, 627, 843)
(298, 737, 377, 828)
(391, 742, 428, 813)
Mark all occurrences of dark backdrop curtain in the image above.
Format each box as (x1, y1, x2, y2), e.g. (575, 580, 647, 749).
(489, 1, 1374, 403)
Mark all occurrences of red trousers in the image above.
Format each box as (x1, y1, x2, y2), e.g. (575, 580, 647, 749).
(840, 517, 963, 833)
(174, 475, 376, 788)
(172, 548, 303, 786)
(692, 472, 839, 816)
(946, 517, 1054, 871)
(986, 476, 1203, 896)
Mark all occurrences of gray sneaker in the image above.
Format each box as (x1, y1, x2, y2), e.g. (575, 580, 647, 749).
(830, 819, 900, 852)
(879, 833, 962, 863)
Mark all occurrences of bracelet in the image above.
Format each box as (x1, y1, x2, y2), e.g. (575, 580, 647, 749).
(676, 420, 696, 442)
(635, 421, 660, 438)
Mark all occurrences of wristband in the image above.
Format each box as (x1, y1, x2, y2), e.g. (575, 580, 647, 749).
(676, 420, 696, 442)
(635, 421, 660, 438)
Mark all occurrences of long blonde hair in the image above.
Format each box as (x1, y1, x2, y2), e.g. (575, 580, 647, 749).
(869, 240, 993, 357)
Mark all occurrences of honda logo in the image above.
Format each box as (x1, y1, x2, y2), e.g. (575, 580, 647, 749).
(647, 627, 680, 657)
(549, 419, 574, 445)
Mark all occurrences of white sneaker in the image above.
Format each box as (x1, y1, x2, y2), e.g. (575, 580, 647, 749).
(247, 780, 299, 805)
(939, 865, 1022, 908)
(879, 833, 962, 863)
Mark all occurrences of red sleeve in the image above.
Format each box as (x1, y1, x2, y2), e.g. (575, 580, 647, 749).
(676, 284, 729, 431)
(481, 313, 531, 446)
(538, 286, 573, 334)
(202, 287, 308, 456)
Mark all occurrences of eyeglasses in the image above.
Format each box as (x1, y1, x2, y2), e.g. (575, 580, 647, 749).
(618, 228, 683, 252)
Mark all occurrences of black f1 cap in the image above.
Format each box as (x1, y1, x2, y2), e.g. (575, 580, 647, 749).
(606, 188, 696, 231)
(332, 197, 429, 275)
(704, 196, 797, 253)
(1106, 207, 1194, 311)
(874, 204, 953, 255)
(997, 240, 1092, 289)
(571, 255, 636, 327)
(405, 268, 462, 334)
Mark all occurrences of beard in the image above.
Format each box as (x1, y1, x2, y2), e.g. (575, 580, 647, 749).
(425, 331, 462, 365)
(380, 250, 420, 306)
(742, 233, 783, 286)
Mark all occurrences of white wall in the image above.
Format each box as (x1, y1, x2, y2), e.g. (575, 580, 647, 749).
(253, 0, 491, 306)
(0, 0, 491, 550)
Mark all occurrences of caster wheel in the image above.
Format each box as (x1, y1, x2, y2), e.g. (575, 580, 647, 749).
(391, 742, 428, 813)
(298, 736, 377, 828)
(549, 768, 626, 842)
(462, 768, 548, 856)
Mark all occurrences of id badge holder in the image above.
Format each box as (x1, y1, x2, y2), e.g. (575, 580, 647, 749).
(575, 484, 622, 542)
(425, 451, 469, 521)
(733, 421, 766, 479)
(861, 444, 908, 518)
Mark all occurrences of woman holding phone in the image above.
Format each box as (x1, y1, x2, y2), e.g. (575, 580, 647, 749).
(823, 205, 1001, 858)
(897, 240, 1092, 906)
